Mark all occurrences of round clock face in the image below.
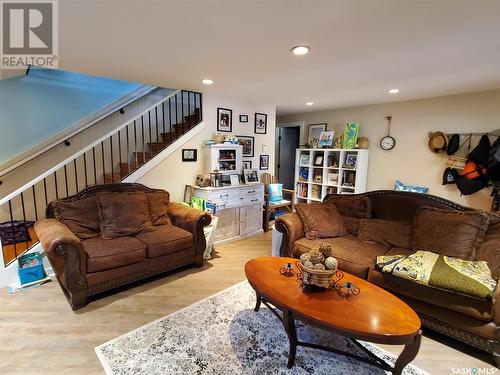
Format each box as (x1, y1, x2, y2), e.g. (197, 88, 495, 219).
(380, 135, 396, 150)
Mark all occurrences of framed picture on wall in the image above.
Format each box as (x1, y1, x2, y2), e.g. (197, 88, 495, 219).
(236, 135, 254, 157)
(259, 154, 269, 170)
(217, 107, 232, 132)
(182, 149, 197, 162)
(239, 114, 248, 123)
(307, 123, 326, 146)
(242, 160, 252, 169)
(254, 113, 267, 134)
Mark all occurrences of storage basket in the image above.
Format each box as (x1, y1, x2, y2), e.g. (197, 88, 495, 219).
(18, 252, 46, 285)
(296, 261, 335, 289)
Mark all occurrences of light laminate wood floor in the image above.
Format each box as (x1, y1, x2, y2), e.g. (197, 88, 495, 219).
(0, 231, 494, 374)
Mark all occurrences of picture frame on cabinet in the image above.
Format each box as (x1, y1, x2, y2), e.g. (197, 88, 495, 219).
(237, 135, 254, 157)
(243, 169, 259, 184)
(319, 131, 335, 147)
(230, 174, 240, 186)
(217, 107, 232, 132)
(239, 114, 248, 123)
(254, 113, 267, 134)
(242, 160, 252, 169)
(260, 154, 269, 170)
(182, 149, 197, 162)
(307, 123, 326, 145)
(299, 154, 310, 165)
(345, 154, 357, 168)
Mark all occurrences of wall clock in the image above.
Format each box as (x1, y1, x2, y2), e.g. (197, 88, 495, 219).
(380, 116, 396, 151)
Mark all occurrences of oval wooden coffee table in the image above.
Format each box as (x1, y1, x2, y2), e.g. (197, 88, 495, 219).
(245, 257, 422, 374)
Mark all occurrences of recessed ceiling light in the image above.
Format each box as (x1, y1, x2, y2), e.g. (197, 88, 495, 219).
(305, 101, 314, 106)
(292, 46, 310, 55)
(202, 79, 214, 85)
(387, 88, 399, 94)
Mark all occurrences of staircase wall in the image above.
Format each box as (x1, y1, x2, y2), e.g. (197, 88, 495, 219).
(136, 93, 276, 201)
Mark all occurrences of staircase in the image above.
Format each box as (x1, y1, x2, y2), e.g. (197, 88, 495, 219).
(103, 107, 201, 184)
(0, 89, 203, 269)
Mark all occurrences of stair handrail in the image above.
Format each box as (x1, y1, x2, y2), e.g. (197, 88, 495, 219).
(0, 89, 181, 206)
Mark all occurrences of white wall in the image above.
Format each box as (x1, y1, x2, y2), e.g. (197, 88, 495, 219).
(137, 93, 276, 201)
(278, 89, 500, 211)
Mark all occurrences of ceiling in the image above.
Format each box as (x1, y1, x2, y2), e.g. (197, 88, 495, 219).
(58, 0, 500, 115)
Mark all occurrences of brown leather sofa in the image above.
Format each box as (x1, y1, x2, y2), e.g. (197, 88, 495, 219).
(34, 183, 211, 310)
(275, 190, 500, 365)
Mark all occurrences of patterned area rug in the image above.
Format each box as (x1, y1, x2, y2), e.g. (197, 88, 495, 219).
(95, 281, 428, 375)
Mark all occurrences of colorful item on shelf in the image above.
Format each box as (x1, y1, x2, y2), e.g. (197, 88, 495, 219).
(319, 131, 335, 147)
(394, 180, 429, 194)
(357, 137, 369, 149)
(342, 123, 359, 149)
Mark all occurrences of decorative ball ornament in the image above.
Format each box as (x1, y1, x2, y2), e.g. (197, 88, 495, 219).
(318, 243, 333, 258)
(302, 260, 314, 269)
(313, 263, 326, 270)
(325, 257, 338, 270)
(300, 253, 311, 263)
(308, 250, 325, 265)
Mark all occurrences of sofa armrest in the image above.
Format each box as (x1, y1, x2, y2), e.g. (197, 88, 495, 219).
(34, 219, 87, 293)
(275, 213, 305, 257)
(493, 282, 500, 325)
(168, 203, 212, 255)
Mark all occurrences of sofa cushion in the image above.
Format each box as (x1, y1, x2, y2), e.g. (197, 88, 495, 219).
(135, 224, 193, 258)
(294, 235, 389, 278)
(52, 196, 100, 239)
(476, 214, 500, 279)
(359, 218, 411, 248)
(295, 203, 347, 240)
(82, 236, 147, 273)
(148, 191, 171, 225)
(412, 206, 488, 260)
(342, 216, 361, 235)
(324, 195, 371, 218)
(97, 191, 154, 239)
(368, 267, 493, 322)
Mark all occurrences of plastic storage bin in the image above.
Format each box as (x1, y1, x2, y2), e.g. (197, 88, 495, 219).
(18, 252, 46, 285)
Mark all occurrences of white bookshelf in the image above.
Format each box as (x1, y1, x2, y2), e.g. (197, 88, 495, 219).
(294, 148, 369, 204)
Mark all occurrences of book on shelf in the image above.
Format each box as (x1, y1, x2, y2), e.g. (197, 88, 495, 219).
(298, 168, 309, 181)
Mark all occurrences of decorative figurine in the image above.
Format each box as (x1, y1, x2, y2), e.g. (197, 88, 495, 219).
(279, 262, 295, 277)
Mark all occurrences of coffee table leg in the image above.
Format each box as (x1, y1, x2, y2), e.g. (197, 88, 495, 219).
(393, 330, 422, 375)
(283, 310, 297, 368)
(254, 292, 262, 312)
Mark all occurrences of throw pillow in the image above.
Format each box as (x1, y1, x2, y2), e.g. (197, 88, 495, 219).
(324, 196, 371, 218)
(358, 218, 411, 249)
(148, 191, 171, 225)
(268, 183, 283, 203)
(97, 191, 154, 239)
(52, 196, 100, 239)
(295, 203, 347, 240)
(412, 206, 489, 260)
(475, 213, 500, 279)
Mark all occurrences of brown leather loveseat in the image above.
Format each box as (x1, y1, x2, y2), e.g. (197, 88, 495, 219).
(34, 183, 211, 310)
(275, 190, 500, 365)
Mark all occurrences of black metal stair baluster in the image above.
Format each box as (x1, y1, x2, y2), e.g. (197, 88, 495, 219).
(101, 142, 106, 184)
(141, 115, 146, 163)
(20, 192, 28, 248)
(63, 165, 69, 196)
(8, 200, 17, 258)
(53, 171, 59, 199)
(43, 178, 48, 206)
(199, 93, 203, 122)
(73, 159, 78, 193)
(126, 124, 131, 176)
(92, 147, 97, 186)
(118, 130, 123, 180)
(134, 120, 138, 166)
(155, 105, 159, 144)
(148, 112, 152, 159)
(169, 97, 172, 134)
(187, 91, 191, 128)
(110, 136, 114, 183)
(31, 185, 38, 221)
(162, 101, 166, 135)
(83, 151, 88, 188)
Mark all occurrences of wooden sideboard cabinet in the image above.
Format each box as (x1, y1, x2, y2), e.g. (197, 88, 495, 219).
(193, 184, 264, 244)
